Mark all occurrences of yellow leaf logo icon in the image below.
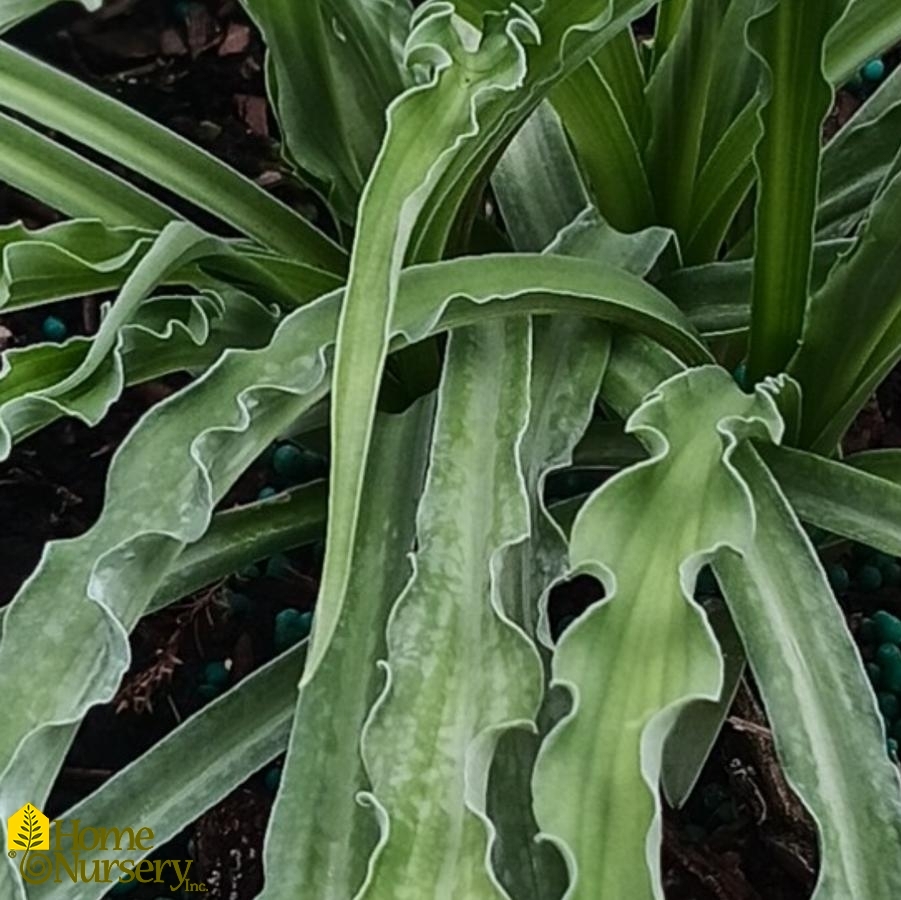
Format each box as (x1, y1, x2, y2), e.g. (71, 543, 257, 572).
(7, 804, 49, 852)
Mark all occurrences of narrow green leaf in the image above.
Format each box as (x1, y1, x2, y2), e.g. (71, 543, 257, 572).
(0, 43, 346, 268)
(818, 65, 901, 238)
(824, 0, 901, 86)
(716, 442, 901, 900)
(658, 239, 851, 336)
(534, 367, 783, 899)
(651, 0, 690, 68)
(0, 221, 155, 311)
(592, 27, 649, 147)
(682, 0, 765, 262)
(696, 0, 764, 161)
(148, 481, 327, 614)
(789, 153, 901, 451)
(241, 0, 409, 221)
(553, 51, 655, 231)
(747, 0, 851, 380)
(757, 443, 901, 557)
(646, 0, 732, 243)
(684, 99, 759, 264)
(31, 645, 306, 900)
(261, 401, 433, 900)
(845, 448, 901, 483)
(0, 113, 174, 229)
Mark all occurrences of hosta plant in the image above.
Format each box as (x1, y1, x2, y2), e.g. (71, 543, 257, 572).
(1, 0, 901, 897)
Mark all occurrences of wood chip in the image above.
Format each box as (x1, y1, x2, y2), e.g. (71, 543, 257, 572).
(160, 27, 189, 57)
(218, 22, 251, 56)
(256, 170, 282, 188)
(234, 94, 269, 138)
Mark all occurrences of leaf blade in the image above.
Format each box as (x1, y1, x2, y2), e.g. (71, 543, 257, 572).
(0, 43, 345, 268)
(747, 0, 851, 380)
(716, 443, 901, 899)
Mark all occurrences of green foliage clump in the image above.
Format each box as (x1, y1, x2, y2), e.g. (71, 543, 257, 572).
(1, 0, 901, 896)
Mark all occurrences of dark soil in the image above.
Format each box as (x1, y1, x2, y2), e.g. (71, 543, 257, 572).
(1, 3, 899, 898)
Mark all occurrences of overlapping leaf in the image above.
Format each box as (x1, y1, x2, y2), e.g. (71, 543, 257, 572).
(0, 43, 345, 268)
(747, 0, 852, 379)
(0, 221, 155, 311)
(790, 149, 901, 451)
(30, 644, 306, 900)
(716, 443, 901, 899)
(149, 481, 327, 614)
(259, 401, 432, 900)
(0, 241, 708, 896)
(553, 34, 654, 232)
(360, 319, 538, 899)
(241, 0, 410, 221)
(819, 64, 901, 238)
(759, 443, 901, 556)
(534, 367, 783, 899)
(312, 2, 541, 689)
(0, 223, 281, 458)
